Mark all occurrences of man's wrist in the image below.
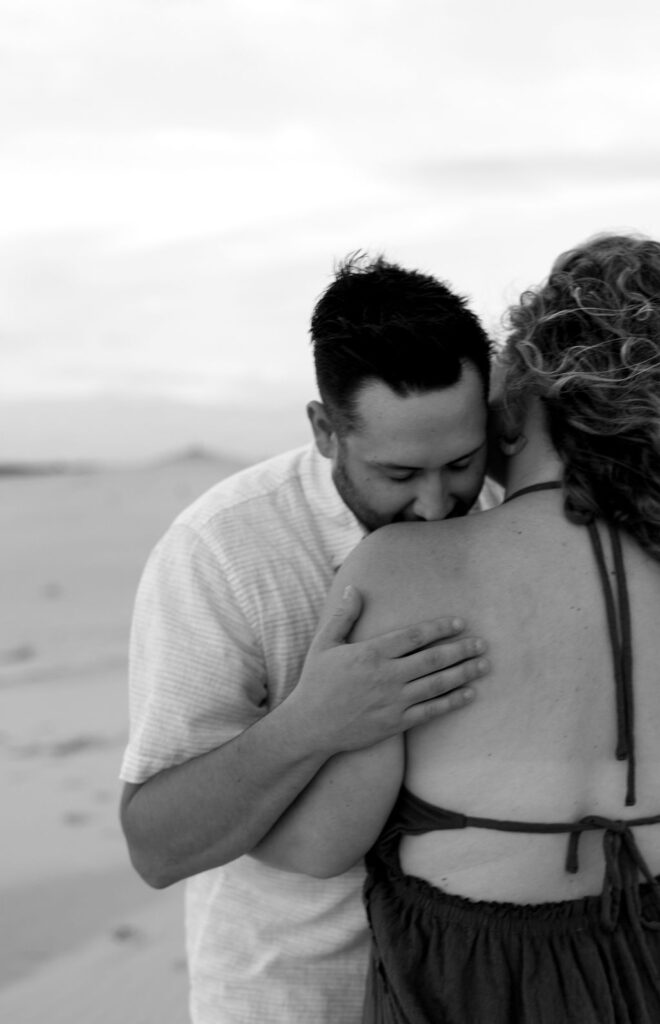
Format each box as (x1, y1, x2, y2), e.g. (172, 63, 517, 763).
(267, 688, 338, 765)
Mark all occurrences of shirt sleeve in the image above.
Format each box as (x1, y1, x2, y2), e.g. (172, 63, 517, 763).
(120, 522, 267, 784)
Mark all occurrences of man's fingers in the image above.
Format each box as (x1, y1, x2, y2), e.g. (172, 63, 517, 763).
(403, 685, 476, 730)
(404, 655, 490, 705)
(402, 651, 491, 731)
(378, 617, 467, 659)
(313, 584, 364, 647)
(398, 636, 487, 682)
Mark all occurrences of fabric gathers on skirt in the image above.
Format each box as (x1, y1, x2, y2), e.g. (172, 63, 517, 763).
(363, 833, 660, 1024)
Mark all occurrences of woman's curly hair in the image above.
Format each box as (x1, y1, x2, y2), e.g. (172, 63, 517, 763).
(502, 232, 660, 560)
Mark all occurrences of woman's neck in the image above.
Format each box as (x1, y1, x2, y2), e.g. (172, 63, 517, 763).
(503, 400, 563, 500)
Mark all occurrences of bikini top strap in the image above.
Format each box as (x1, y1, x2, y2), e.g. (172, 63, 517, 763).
(503, 480, 562, 503)
(588, 520, 636, 805)
(503, 479, 636, 806)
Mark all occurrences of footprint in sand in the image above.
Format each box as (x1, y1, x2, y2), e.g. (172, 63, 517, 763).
(112, 924, 146, 944)
(0, 643, 36, 666)
(61, 810, 91, 826)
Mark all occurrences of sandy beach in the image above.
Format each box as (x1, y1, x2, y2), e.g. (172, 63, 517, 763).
(0, 453, 243, 1023)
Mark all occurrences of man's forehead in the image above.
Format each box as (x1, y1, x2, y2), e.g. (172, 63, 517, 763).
(352, 375, 486, 433)
(344, 373, 486, 466)
(351, 417, 486, 469)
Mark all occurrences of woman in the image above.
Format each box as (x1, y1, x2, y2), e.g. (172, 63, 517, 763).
(257, 233, 660, 1023)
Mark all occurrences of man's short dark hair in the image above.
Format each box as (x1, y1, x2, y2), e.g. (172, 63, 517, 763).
(310, 253, 491, 431)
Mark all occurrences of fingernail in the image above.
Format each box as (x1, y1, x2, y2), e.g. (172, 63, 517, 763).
(474, 638, 485, 653)
(342, 585, 353, 600)
(451, 617, 464, 631)
(462, 688, 474, 701)
(477, 658, 490, 673)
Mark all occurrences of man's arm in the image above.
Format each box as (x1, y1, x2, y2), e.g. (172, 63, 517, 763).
(249, 542, 483, 879)
(120, 697, 331, 888)
(120, 583, 487, 888)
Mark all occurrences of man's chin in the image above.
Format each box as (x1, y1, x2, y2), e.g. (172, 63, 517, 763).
(361, 515, 392, 533)
(391, 502, 473, 525)
(445, 500, 472, 519)
(360, 499, 476, 531)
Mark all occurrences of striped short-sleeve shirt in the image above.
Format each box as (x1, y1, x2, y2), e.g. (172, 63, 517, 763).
(120, 443, 501, 1024)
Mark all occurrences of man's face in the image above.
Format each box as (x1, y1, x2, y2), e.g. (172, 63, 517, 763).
(309, 363, 488, 532)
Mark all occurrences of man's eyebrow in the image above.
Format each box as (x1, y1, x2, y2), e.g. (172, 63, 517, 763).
(369, 459, 421, 471)
(447, 441, 486, 463)
(373, 442, 485, 472)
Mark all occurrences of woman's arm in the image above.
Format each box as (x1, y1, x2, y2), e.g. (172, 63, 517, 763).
(252, 543, 406, 875)
(252, 733, 404, 877)
(251, 528, 480, 876)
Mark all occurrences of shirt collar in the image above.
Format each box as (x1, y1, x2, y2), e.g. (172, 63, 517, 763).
(474, 477, 504, 512)
(301, 443, 367, 570)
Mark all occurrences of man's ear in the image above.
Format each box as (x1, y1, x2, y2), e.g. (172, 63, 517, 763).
(306, 401, 338, 459)
(485, 391, 529, 486)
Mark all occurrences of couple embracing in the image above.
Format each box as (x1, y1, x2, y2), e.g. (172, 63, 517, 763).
(121, 234, 660, 1024)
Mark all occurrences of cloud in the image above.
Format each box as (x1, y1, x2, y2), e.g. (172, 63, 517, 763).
(401, 154, 660, 193)
(3, 0, 660, 151)
(2, 0, 660, 458)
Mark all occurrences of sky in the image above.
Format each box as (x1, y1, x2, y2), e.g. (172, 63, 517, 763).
(1, 0, 660, 463)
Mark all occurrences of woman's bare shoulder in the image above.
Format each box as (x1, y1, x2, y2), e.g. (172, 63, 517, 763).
(334, 514, 500, 639)
(353, 512, 499, 577)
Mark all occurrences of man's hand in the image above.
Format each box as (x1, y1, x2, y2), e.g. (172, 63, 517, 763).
(122, 590, 488, 886)
(287, 584, 489, 754)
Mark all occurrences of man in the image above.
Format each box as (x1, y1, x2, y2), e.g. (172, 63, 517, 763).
(120, 255, 499, 1023)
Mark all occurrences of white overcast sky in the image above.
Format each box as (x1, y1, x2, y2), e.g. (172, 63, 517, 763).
(2, 0, 660, 460)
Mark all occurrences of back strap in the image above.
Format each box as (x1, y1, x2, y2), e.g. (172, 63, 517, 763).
(384, 786, 660, 844)
(375, 787, 660, 936)
(588, 521, 636, 804)
(503, 485, 636, 806)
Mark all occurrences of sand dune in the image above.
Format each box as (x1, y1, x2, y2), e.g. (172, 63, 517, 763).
(0, 454, 243, 1021)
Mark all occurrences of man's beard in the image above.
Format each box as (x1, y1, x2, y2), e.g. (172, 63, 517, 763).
(331, 459, 389, 532)
(332, 458, 473, 533)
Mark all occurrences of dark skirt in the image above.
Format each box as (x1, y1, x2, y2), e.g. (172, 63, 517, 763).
(362, 853, 660, 1024)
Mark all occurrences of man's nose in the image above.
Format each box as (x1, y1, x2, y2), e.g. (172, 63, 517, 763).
(412, 475, 448, 521)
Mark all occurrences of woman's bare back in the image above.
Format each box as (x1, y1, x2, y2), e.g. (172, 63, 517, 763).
(356, 489, 660, 902)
